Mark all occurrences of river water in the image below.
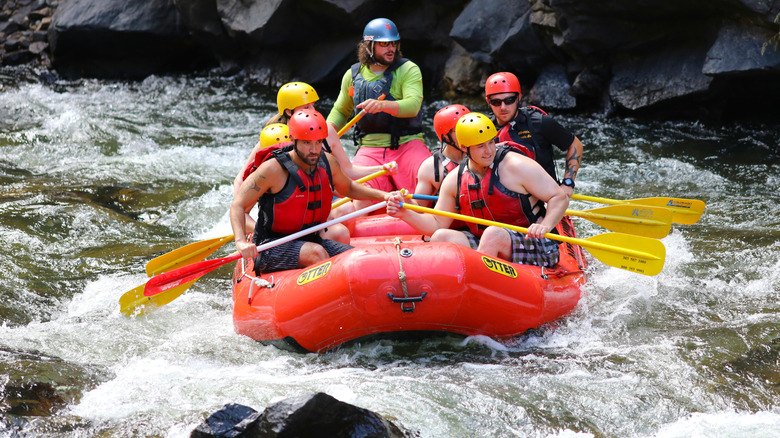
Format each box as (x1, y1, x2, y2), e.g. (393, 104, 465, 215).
(0, 69, 778, 437)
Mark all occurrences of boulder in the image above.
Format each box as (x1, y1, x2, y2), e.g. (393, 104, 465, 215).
(49, 0, 215, 78)
(450, 0, 533, 62)
(609, 45, 713, 113)
(191, 393, 407, 438)
(191, 403, 262, 438)
(441, 42, 487, 97)
(703, 21, 780, 75)
(527, 64, 576, 110)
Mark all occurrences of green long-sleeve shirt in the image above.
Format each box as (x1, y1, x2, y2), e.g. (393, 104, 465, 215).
(327, 61, 425, 148)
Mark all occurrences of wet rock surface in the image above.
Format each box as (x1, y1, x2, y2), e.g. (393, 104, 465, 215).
(3, 1, 780, 120)
(191, 393, 410, 438)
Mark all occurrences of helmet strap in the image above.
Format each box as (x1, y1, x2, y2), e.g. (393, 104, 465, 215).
(367, 41, 376, 63)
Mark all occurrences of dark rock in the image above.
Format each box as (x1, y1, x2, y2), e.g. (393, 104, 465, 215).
(703, 21, 780, 75)
(31, 30, 47, 42)
(49, 0, 215, 79)
(529, 0, 738, 58)
(172, 0, 235, 56)
(254, 392, 405, 438)
(609, 44, 713, 112)
(450, 0, 534, 63)
(441, 42, 487, 97)
(494, 3, 553, 81)
(294, 36, 356, 85)
(0, 21, 19, 35)
(570, 64, 610, 99)
(28, 6, 52, 21)
(2, 49, 36, 65)
(216, 0, 301, 47)
(4, 38, 25, 52)
(191, 403, 262, 438)
(0, 346, 103, 418)
(527, 64, 576, 110)
(191, 393, 407, 438)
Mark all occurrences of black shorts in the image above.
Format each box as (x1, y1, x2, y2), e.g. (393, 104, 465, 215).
(252, 233, 353, 273)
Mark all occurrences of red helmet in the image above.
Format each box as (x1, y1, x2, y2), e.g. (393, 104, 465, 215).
(288, 109, 328, 141)
(485, 72, 521, 98)
(434, 104, 470, 143)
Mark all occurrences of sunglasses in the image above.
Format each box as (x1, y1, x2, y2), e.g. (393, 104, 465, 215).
(375, 41, 399, 48)
(488, 95, 518, 107)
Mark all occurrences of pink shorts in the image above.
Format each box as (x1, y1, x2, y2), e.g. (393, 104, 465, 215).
(352, 139, 431, 192)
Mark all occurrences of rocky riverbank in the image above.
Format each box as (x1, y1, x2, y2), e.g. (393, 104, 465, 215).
(0, 0, 58, 70)
(5, 0, 780, 117)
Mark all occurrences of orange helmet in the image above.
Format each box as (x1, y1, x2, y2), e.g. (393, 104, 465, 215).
(288, 109, 328, 141)
(433, 104, 470, 143)
(485, 72, 521, 99)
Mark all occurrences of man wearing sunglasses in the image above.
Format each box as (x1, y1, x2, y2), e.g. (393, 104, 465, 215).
(327, 18, 430, 217)
(485, 72, 584, 198)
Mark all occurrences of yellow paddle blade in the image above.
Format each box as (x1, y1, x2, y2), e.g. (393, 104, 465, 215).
(625, 197, 705, 225)
(567, 204, 672, 239)
(145, 234, 234, 277)
(401, 202, 666, 276)
(571, 194, 705, 225)
(579, 232, 666, 276)
(119, 279, 197, 316)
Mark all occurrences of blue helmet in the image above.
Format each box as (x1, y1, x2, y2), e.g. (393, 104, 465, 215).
(363, 18, 400, 42)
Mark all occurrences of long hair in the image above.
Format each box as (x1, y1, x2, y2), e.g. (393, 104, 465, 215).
(357, 41, 403, 66)
(265, 112, 290, 127)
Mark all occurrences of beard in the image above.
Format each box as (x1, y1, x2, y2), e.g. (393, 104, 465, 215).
(294, 145, 320, 168)
(375, 52, 394, 66)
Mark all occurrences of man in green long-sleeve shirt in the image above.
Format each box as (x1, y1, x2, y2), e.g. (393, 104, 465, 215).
(327, 17, 431, 216)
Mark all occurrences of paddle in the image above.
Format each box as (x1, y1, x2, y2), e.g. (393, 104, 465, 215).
(407, 194, 672, 239)
(119, 278, 201, 317)
(399, 202, 666, 276)
(331, 168, 391, 209)
(145, 234, 235, 277)
(143, 201, 389, 298)
(337, 94, 386, 137)
(571, 194, 705, 225)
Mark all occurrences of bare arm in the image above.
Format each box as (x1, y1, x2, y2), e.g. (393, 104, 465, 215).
(561, 136, 584, 197)
(230, 161, 280, 259)
(233, 140, 263, 197)
(387, 172, 458, 235)
(411, 156, 437, 207)
(502, 155, 569, 238)
(325, 123, 385, 179)
(328, 154, 389, 203)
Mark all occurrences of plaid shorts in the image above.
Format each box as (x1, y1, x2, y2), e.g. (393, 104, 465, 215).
(461, 229, 560, 267)
(252, 234, 353, 273)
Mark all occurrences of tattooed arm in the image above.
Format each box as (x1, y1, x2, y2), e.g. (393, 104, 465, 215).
(562, 137, 584, 198)
(230, 160, 284, 258)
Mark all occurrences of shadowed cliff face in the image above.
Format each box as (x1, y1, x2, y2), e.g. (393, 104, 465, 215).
(10, 0, 780, 120)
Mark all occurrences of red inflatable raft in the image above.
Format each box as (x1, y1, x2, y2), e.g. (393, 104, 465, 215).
(231, 216, 587, 353)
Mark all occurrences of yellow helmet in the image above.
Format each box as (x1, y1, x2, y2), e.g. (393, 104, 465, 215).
(277, 82, 319, 114)
(258, 123, 290, 148)
(455, 112, 497, 147)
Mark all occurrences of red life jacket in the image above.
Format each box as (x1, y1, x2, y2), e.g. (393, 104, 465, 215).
(496, 129, 535, 160)
(242, 141, 294, 181)
(455, 146, 545, 238)
(432, 149, 466, 230)
(255, 148, 334, 239)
